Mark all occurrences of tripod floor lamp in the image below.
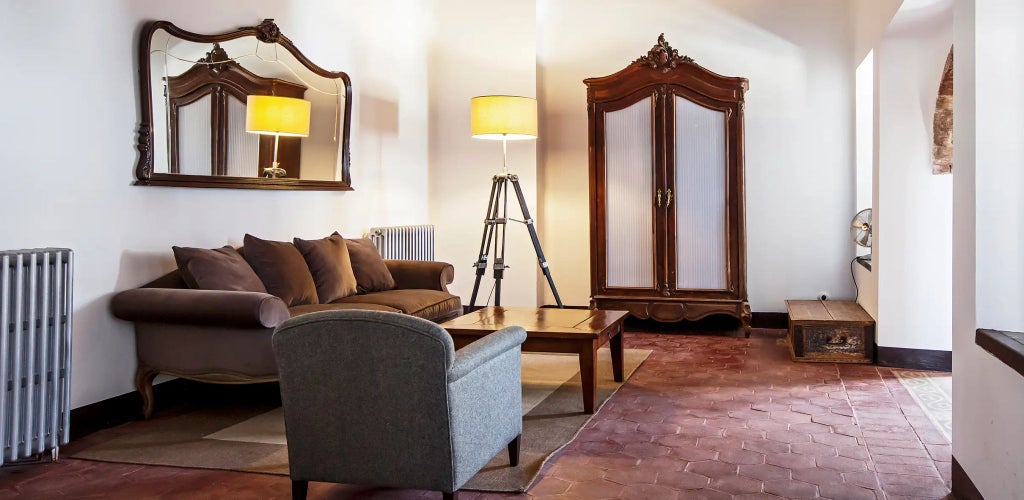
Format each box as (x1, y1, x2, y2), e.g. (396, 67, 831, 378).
(468, 95, 563, 310)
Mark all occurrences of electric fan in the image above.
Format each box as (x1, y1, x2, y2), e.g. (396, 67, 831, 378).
(851, 208, 873, 248)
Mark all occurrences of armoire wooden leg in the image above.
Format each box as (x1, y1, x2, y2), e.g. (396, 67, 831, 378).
(741, 302, 752, 338)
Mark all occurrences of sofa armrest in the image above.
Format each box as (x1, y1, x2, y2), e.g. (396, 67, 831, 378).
(448, 326, 526, 382)
(111, 288, 290, 329)
(385, 260, 455, 292)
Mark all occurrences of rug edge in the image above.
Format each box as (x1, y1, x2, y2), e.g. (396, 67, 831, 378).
(464, 349, 653, 493)
(70, 349, 656, 494)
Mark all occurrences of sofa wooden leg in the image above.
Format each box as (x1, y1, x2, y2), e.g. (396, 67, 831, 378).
(134, 364, 159, 419)
(508, 434, 521, 467)
(292, 480, 308, 499)
(442, 491, 459, 500)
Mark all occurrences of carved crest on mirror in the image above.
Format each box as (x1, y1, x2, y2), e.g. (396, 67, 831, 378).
(135, 19, 353, 190)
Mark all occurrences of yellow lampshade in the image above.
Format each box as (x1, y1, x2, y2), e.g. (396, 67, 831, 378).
(470, 95, 537, 140)
(245, 95, 311, 137)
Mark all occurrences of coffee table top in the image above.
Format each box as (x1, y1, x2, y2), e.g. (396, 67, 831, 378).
(441, 307, 629, 339)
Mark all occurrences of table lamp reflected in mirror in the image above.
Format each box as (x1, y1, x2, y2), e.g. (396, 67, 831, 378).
(245, 95, 311, 178)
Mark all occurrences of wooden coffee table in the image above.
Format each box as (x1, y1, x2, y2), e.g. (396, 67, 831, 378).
(441, 307, 629, 414)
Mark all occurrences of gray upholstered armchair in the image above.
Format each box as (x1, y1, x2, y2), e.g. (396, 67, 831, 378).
(272, 310, 526, 500)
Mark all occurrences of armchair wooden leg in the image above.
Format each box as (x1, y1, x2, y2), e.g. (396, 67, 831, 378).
(442, 491, 460, 500)
(508, 434, 521, 467)
(292, 480, 308, 499)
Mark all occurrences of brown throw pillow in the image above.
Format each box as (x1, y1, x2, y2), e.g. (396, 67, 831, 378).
(342, 235, 396, 294)
(242, 234, 319, 306)
(172, 245, 267, 293)
(293, 234, 358, 303)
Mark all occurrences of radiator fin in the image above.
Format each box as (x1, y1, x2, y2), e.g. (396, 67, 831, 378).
(367, 225, 435, 261)
(0, 248, 72, 464)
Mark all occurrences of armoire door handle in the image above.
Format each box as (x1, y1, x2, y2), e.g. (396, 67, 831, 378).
(656, 189, 662, 208)
(666, 188, 673, 208)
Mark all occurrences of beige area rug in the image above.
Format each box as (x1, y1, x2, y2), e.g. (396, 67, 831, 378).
(71, 348, 650, 493)
(894, 370, 953, 442)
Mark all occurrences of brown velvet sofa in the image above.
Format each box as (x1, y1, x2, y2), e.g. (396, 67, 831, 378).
(112, 259, 460, 418)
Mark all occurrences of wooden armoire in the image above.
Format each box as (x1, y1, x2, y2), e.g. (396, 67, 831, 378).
(586, 34, 751, 336)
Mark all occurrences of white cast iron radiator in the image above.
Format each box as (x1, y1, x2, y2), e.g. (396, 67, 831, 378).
(367, 225, 435, 261)
(0, 249, 73, 464)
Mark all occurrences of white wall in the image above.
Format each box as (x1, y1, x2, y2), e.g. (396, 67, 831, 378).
(953, 0, 1024, 495)
(854, 51, 876, 220)
(427, 0, 540, 308)
(853, 51, 876, 321)
(849, 0, 905, 65)
(537, 0, 856, 311)
(854, 263, 878, 321)
(848, 0, 903, 321)
(873, 2, 953, 351)
(0, 0, 433, 408)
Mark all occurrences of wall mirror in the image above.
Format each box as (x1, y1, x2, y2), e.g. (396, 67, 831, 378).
(135, 19, 352, 190)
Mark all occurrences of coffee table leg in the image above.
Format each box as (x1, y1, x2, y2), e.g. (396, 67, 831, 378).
(610, 323, 624, 383)
(580, 341, 597, 414)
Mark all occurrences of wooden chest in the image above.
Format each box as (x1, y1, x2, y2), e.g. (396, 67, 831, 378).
(786, 300, 875, 363)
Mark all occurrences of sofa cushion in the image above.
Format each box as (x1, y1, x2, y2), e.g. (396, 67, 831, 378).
(332, 289, 461, 321)
(343, 236, 396, 294)
(243, 234, 319, 307)
(294, 234, 358, 303)
(171, 245, 267, 293)
(288, 302, 400, 318)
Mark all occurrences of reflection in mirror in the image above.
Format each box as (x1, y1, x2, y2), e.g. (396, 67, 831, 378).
(135, 20, 352, 190)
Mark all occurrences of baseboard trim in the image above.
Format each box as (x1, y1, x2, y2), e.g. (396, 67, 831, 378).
(751, 312, 788, 329)
(976, 328, 1024, 379)
(953, 456, 985, 499)
(875, 345, 952, 371)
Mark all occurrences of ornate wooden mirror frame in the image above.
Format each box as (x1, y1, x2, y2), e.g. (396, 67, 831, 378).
(135, 19, 353, 191)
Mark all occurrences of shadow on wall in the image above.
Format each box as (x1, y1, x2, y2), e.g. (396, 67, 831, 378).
(360, 93, 400, 134)
(357, 89, 400, 204)
(70, 293, 135, 407)
(74, 250, 179, 407)
(709, 1, 846, 49)
(115, 250, 177, 291)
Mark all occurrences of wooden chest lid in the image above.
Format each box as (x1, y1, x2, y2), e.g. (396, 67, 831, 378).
(786, 300, 874, 325)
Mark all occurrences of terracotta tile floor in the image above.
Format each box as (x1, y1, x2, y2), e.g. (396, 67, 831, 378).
(0, 328, 953, 499)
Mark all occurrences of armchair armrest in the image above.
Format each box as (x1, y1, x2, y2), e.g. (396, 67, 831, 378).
(385, 260, 455, 292)
(448, 326, 527, 382)
(111, 288, 290, 328)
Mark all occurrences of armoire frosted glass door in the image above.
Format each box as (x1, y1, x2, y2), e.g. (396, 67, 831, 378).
(674, 96, 727, 290)
(225, 96, 260, 177)
(176, 95, 212, 175)
(604, 97, 654, 288)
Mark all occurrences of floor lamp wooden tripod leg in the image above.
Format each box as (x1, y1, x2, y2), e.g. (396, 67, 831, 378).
(467, 171, 563, 311)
